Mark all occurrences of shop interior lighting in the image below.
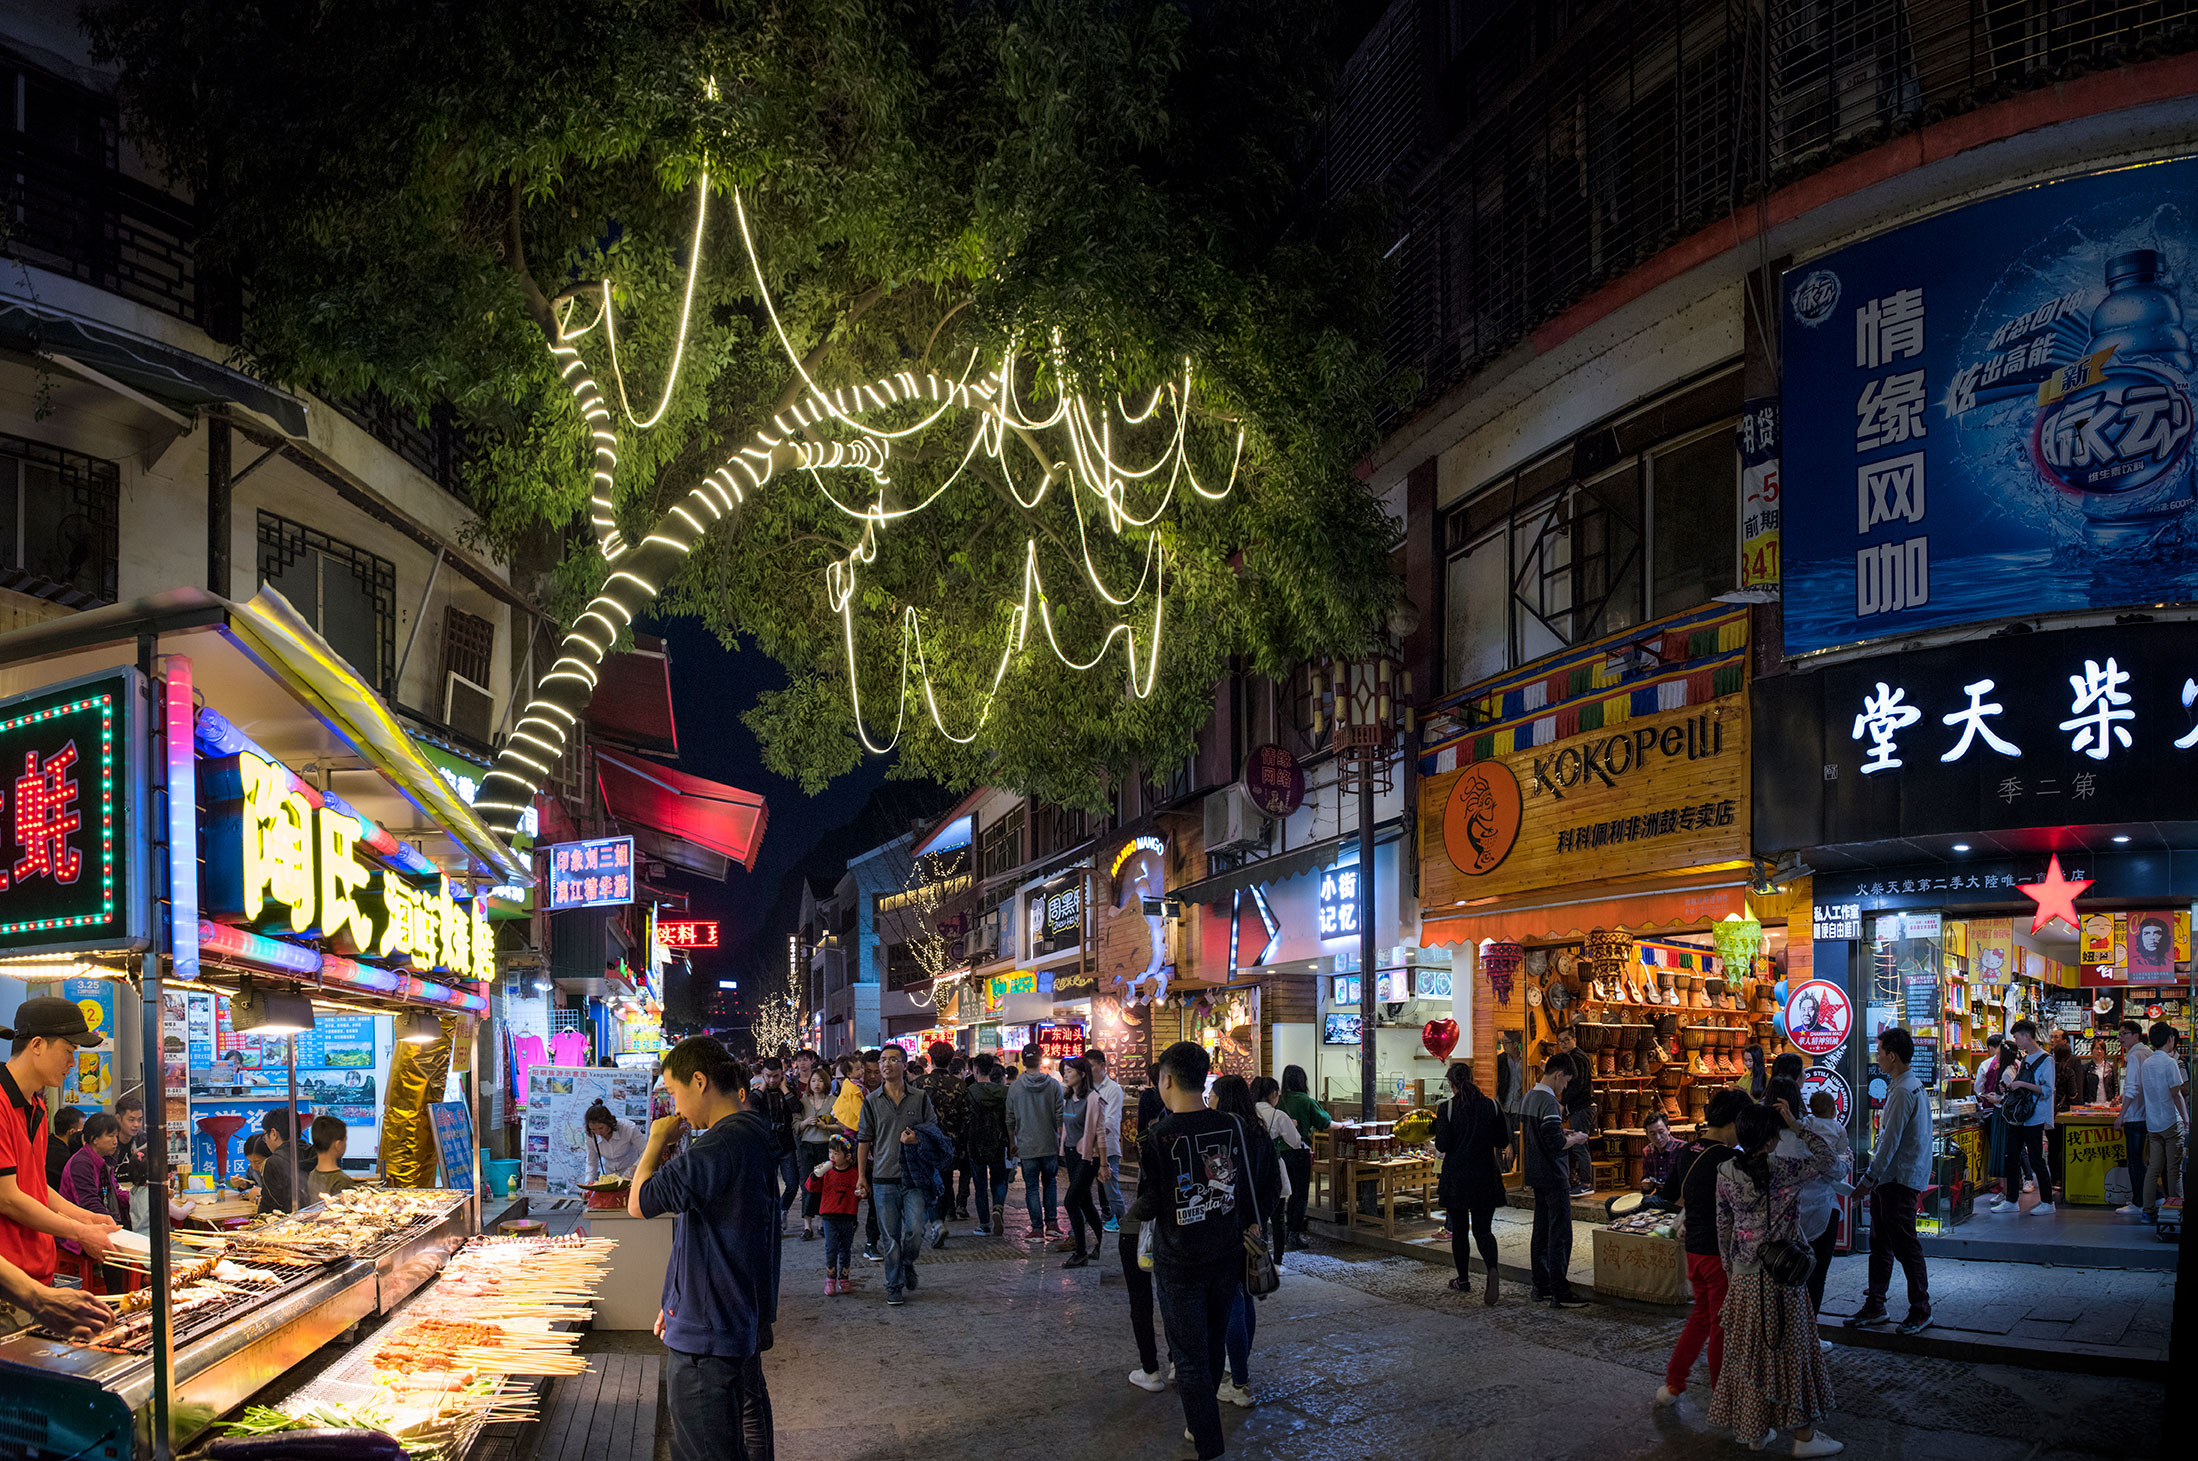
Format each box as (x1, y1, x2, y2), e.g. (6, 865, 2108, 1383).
(1951, 843, 1970, 852)
(230, 980, 316, 1037)
(532, 976, 553, 993)
(2112, 834, 2131, 843)
(396, 1009, 442, 1043)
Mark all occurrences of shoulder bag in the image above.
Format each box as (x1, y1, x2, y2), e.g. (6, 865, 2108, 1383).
(1237, 1117, 1281, 1297)
(1759, 1184, 1815, 1289)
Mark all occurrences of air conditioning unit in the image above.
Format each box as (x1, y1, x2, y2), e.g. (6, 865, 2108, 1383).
(444, 670, 495, 745)
(1203, 785, 1263, 853)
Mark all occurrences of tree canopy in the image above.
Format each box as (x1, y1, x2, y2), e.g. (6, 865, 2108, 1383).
(87, 0, 1402, 812)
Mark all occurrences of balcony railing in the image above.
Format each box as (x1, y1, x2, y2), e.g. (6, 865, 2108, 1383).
(1326, 0, 2198, 422)
(1, 131, 215, 329)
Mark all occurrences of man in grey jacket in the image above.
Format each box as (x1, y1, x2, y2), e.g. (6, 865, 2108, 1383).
(1520, 1058, 1590, 1308)
(1005, 1044, 1065, 1240)
(1847, 1025, 1932, 1334)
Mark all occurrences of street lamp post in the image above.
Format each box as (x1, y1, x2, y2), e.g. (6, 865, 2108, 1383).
(1316, 649, 1411, 1120)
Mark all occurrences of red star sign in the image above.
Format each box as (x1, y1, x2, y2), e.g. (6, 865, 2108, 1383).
(2017, 854, 2092, 935)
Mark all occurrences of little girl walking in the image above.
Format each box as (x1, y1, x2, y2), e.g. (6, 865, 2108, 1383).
(806, 1135, 863, 1294)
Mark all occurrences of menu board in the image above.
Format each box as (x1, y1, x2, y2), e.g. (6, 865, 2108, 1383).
(520, 1065, 652, 1195)
(184, 994, 392, 1159)
(1902, 972, 1942, 1025)
(1909, 1041, 1939, 1090)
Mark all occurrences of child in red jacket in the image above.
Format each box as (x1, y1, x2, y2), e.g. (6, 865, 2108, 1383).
(805, 1135, 862, 1294)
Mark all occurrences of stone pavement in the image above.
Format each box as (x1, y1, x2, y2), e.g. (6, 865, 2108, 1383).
(737, 1184, 2167, 1461)
(1310, 1200, 2173, 1372)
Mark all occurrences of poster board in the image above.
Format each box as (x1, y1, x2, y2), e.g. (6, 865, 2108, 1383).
(520, 1064, 653, 1195)
(429, 1101, 475, 1193)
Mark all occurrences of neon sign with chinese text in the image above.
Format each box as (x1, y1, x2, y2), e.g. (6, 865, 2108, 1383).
(0, 670, 146, 957)
(201, 750, 494, 984)
(544, 836, 636, 909)
(661, 919, 720, 948)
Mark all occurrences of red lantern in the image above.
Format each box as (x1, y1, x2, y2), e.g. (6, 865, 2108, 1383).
(1422, 1017, 1459, 1062)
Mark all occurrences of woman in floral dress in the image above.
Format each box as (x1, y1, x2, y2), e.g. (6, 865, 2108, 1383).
(1712, 1096, 1843, 1455)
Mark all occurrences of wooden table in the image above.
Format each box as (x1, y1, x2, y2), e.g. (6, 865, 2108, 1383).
(1344, 1156, 1437, 1239)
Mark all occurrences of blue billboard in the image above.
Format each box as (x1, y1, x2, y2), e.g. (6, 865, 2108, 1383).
(1782, 158, 2198, 656)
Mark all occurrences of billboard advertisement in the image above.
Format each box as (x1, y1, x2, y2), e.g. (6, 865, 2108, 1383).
(1783, 159, 2198, 655)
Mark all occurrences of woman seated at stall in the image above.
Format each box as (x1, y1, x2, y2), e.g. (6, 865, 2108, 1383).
(584, 1101, 645, 1182)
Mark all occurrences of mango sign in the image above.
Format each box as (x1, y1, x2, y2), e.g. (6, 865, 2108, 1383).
(202, 751, 494, 983)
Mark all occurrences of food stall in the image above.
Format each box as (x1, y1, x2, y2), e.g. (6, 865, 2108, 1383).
(0, 589, 544, 1461)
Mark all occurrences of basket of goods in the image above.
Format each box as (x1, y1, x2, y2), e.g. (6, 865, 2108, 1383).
(1585, 928, 1631, 968)
(579, 1176, 631, 1210)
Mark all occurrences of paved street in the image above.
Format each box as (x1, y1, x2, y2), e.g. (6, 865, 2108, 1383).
(733, 1192, 2168, 1461)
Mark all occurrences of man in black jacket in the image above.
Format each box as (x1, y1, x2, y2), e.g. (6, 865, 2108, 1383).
(1127, 1041, 1255, 1461)
(1519, 1055, 1589, 1308)
(1550, 1030, 1595, 1196)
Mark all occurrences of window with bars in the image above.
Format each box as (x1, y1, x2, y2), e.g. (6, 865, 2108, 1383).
(1329, 0, 2198, 422)
(440, 605, 495, 687)
(256, 511, 397, 692)
(1441, 370, 1739, 694)
(978, 808, 1025, 913)
(0, 433, 120, 608)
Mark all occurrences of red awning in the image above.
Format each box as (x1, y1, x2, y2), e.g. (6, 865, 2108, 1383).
(596, 748, 768, 872)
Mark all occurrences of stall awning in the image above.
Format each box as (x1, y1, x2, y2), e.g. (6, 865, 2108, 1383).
(227, 588, 533, 885)
(1421, 878, 1749, 947)
(596, 747, 768, 871)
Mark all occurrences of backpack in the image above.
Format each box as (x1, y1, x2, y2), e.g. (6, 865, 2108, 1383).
(2000, 1052, 2046, 1125)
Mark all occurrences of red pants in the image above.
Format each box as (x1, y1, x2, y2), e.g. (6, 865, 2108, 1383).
(1665, 1253, 1727, 1394)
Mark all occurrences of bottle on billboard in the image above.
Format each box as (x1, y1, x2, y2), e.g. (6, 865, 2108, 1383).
(2039, 249, 2198, 546)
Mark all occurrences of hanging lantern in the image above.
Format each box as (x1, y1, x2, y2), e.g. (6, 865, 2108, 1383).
(1711, 916, 1764, 981)
(1481, 939, 1523, 1007)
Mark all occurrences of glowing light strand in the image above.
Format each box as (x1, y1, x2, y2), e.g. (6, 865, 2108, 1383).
(474, 187, 1243, 837)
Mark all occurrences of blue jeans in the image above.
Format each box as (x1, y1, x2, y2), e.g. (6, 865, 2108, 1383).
(972, 1156, 1009, 1229)
(1225, 1287, 1258, 1385)
(1097, 1153, 1124, 1218)
(822, 1215, 855, 1274)
(777, 1149, 801, 1214)
(873, 1180, 927, 1296)
(1020, 1155, 1059, 1231)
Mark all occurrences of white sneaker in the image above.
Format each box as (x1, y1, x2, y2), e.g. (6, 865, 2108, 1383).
(1216, 1379, 1253, 1408)
(1818, 1338, 1833, 1351)
(1652, 1385, 1681, 1409)
(1988, 1200, 2016, 1214)
(2027, 1202, 2055, 1215)
(1167, 1362, 1176, 1381)
(1793, 1433, 1845, 1457)
(1127, 1368, 1165, 1393)
(2115, 1204, 2144, 1216)
(1745, 1428, 1777, 1452)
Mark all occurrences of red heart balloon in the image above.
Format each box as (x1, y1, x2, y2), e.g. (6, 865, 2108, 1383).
(1422, 1017, 1459, 1062)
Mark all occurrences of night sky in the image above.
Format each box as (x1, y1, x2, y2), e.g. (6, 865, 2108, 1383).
(646, 617, 888, 1035)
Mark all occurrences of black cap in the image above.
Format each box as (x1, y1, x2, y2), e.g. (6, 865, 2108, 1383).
(2, 996, 109, 1048)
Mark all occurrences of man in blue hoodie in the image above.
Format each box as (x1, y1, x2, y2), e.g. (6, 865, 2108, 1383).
(633, 1037, 782, 1461)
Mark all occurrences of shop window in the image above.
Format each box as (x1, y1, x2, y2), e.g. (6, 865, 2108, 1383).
(1438, 371, 1741, 693)
(256, 511, 396, 692)
(0, 433, 120, 608)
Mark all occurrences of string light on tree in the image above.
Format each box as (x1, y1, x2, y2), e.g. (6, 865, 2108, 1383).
(474, 182, 1243, 838)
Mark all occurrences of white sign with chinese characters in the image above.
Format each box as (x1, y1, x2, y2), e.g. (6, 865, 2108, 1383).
(1317, 861, 1362, 941)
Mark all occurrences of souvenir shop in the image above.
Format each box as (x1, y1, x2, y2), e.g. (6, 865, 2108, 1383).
(1416, 606, 1801, 1195)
